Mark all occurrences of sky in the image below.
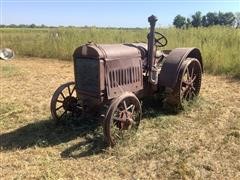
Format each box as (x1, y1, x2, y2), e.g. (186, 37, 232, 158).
(1, 0, 240, 27)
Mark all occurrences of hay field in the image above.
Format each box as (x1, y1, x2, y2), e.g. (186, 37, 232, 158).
(0, 58, 239, 179)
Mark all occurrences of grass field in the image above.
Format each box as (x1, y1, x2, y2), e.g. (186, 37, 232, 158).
(0, 58, 239, 179)
(1, 27, 240, 78)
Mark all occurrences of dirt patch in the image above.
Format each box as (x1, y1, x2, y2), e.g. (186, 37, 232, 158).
(0, 58, 240, 179)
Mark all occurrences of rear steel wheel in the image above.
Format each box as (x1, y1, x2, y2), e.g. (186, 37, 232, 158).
(51, 82, 82, 122)
(166, 58, 202, 109)
(103, 92, 142, 147)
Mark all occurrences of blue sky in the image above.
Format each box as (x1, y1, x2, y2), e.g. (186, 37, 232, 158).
(1, 0, 240, 27)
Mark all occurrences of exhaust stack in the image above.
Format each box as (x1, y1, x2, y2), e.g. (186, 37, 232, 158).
(147, 15, 158, 84)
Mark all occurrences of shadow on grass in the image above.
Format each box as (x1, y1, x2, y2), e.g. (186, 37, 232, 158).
(142, 96, 179, 117)
(60, 136, 106, 158)
(0, 116, 107, 157)
(0, 97, 175, 158)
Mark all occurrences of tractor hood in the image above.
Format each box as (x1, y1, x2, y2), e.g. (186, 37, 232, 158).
(73, 43, 147, 60)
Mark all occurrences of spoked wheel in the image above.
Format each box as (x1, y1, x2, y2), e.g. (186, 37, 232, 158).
(166, 58, 202, 109)
(103, 92, 142, 147)
(50, 81, 82, 122)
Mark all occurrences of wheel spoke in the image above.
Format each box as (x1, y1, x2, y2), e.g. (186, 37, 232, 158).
(70, 86, 76, 96)
(113, 117, 124, 122)
(192, 86, 196, 91)
(57, 99, 64, 103)
(189, 91, 192, 99)
(181, 87, 188, 96)
(182, 80, 189, 86)
(126, 104, 134, 111)
(192, 90, 196, 97)
(60, 92, 65, 99)
(131, 105, 135, 114)
(183, 88, 190, 99)
(186, 68, 190, 80)
(67, 86, 71, 95)
(59, 110, 67, 120)
(56, 105, 63, 111)
(123, 100, 127, 110)
(190, 75, 197, 84)
(184, 90, 189, 99)
(191, 66, 195, 79)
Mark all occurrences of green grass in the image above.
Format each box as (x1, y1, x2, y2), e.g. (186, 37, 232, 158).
(1, 26, 240, 77)
(0, 63, 22, 78)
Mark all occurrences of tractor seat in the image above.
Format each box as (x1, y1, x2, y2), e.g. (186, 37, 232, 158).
(155, 50, 164, 58)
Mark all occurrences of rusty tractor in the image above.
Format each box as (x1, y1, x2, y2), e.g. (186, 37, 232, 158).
(50, 15, 203, 146)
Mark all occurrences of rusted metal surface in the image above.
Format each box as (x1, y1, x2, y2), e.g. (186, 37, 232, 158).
(106, 58, 143, 98)
(166, 58, 202, 108)
(50, 82, 82, 122)
(73, 43, 146, 60)
(147, 15, 158, 75)
(73, 43, 145, 99)
(158, 47, 203, 89)
(103, 92, 142, 147)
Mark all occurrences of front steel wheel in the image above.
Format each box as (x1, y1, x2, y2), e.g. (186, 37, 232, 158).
(103, 92, 142, 147)
(166, 58, 202, 109)
(50, 82, 82, 122)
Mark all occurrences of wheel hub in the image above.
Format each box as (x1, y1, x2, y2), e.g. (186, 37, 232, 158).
(118, 110, 133, 130)
(63, 96, 78, 111)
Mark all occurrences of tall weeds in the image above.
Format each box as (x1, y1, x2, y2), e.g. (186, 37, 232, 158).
(1, 27, 239, 77)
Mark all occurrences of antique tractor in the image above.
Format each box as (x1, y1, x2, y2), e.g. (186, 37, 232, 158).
(50, 15, 203, 146)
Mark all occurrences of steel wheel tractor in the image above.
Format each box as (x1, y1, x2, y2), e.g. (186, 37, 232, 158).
(50, 15, 203, 147)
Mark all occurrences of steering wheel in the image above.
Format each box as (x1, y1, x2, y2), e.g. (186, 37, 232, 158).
(154, 32, 168, 47)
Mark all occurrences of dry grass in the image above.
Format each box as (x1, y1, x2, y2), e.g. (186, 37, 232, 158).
(0, 58, 240, 179)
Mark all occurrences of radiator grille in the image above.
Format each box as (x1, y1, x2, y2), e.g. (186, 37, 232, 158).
(75, 58, 99, 94)
(109, 67, 141, 88)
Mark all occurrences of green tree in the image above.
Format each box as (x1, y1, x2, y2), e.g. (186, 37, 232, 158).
(173, 15, 186, 28)
(206, 12, 219, 26)
(18, 24, 27, 28)
(29, 24, 36, 28)
(191, 11, 202, 27)
(186, 18, 191, 28)
(40, 24, 47, 28)
(222, 12, 235, 26)
(201, 15, 208, 27)
(218, 11, 225, 25)
(9, 24, 17, 28)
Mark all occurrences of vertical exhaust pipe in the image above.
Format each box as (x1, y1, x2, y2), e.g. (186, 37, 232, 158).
(147, 15, 158, 85)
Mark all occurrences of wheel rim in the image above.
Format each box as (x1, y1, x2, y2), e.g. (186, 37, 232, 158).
(106, 95, 141, 146)
(51, 82, 82, 121)
(180, 60, 202, 103)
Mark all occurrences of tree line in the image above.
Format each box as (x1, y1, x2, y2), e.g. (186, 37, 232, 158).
(173, 11, 240, 28)
(0, 24, 144, 30)
(1, 11, 240, 29)
(0, 24, 69, 28)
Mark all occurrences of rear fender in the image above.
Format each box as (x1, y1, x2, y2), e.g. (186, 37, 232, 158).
(159, 48, 203, 88)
